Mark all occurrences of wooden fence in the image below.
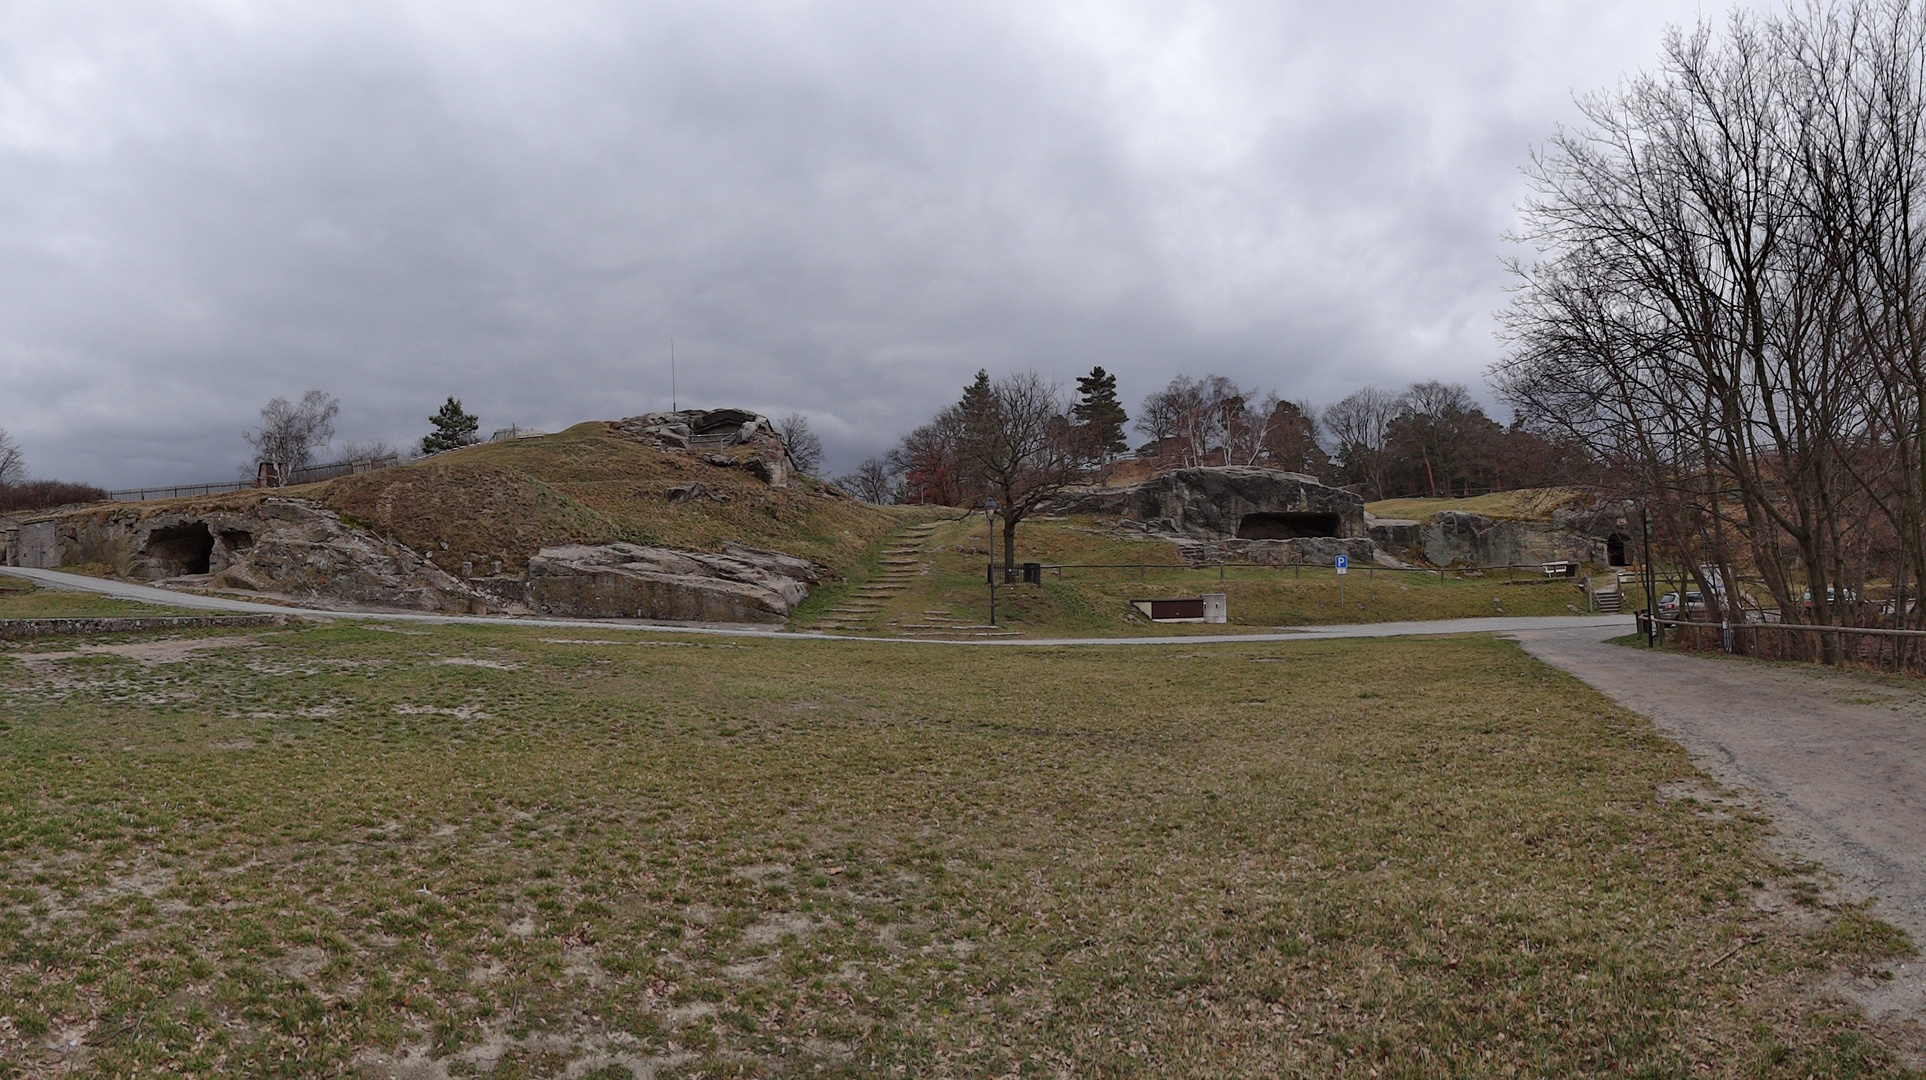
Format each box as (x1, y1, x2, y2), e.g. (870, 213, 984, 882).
(1641, 612, 1926, 673)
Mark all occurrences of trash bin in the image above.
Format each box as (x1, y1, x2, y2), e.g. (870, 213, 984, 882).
(1022, 562, 1042, 585)
(1202, 593, 1227, 623)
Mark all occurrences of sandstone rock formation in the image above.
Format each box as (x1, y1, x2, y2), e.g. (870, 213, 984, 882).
(519, 542, 822, 624)
(7, 499, 486, 612)
(613, 409, 794, 487)
(1048, 467, 1366, 541)
(1370, 509, 1620, 568)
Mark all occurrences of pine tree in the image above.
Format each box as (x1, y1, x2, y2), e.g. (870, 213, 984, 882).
(959, 369, 994, 428)
(956, 370, 996, 499)
(1073, 366, 1128, 465)
(421, 397, 480, 454)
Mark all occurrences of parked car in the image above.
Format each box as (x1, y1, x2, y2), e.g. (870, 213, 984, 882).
(1800, 587, 1859, 613)
(1657, 590, 1704, 618)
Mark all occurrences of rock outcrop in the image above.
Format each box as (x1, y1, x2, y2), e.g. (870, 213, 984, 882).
(9, 499, 486, 612)
(518, 542, 822, 624)
(613, 409, 794, 487)
(1048, 467, 1366, 540)
(1371, 510, 1620, 568)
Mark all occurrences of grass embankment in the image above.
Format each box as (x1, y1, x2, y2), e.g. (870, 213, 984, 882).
(0, 623, 1907, 1076)
(1367, 487, 1583, 522)
(325, 424, 892, 577)
(0, 574, 203, 619)
(793, 515, 1594, 636)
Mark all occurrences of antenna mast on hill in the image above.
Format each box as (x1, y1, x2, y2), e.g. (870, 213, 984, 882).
(670, 338, 677, 412)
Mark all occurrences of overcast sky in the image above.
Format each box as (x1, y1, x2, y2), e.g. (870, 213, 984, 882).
(0, 0, 1758, 486)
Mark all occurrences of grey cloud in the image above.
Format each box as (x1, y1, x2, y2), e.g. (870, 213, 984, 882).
(0, 0, 1768, 484)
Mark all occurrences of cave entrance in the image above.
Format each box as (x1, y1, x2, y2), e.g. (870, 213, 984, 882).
(1607, 533, 1629, 567)
(1236, 511, 1342, 540)
(145, 523, 215, 575)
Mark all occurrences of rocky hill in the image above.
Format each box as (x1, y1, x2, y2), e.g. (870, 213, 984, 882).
(4, 414, 895, 621)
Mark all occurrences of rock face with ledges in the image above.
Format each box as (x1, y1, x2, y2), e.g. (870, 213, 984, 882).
(522, 542, 822, 624)
(1047, 467, 1366, 540)
(10, 498, 484, 612)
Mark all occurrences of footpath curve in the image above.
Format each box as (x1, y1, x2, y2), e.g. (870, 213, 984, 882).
(1512, 621, 1926, 974)
(0, 565, 1633, 645)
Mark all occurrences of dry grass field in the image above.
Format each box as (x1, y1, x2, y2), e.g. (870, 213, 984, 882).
(1366, 489, 1585, 523)
(0, 577, 203, 620)
(0, 619, 1913, 1077)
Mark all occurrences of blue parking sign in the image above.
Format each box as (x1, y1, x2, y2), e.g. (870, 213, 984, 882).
(1335, 554, 1348, 575)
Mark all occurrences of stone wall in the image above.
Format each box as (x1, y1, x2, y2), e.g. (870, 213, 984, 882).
(1176, 536, 1384, 567)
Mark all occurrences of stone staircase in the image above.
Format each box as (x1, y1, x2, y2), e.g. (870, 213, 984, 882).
(813, 522, 943, 632)
(889, 609, 1020, 639)
(1586, 572, 1624, 613)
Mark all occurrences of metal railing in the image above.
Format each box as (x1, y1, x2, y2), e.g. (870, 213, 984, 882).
(1033, 561, 1593, 583)
(106, 454, 399, 503)
(107, 481, 253, 502)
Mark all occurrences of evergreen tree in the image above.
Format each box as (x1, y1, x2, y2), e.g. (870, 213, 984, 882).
(1072, 366, 1128, 464)
(421, 397, 480, 454)
(956, 369, 995, 499)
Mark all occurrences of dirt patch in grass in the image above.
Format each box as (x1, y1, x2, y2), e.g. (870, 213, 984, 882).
(0, 623, 1913, 1076)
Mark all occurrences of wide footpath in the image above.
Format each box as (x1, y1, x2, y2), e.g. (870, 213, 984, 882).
(0, 564, 1631, 644)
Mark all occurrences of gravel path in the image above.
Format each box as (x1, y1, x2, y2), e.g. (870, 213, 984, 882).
(0, 565, 1632, 645)
(1514, 621, 1926, 956)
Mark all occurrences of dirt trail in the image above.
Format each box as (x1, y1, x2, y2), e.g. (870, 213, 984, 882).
(1514, 624, 1926, 954)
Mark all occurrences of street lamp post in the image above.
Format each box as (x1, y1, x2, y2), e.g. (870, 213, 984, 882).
(986, 498, 997, 627)
(1638, 501, 1657, 647)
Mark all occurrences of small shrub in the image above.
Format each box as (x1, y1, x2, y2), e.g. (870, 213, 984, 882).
(0, 480, 106, 513)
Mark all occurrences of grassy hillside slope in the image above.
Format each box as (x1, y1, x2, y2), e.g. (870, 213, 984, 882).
(792, 515, 1595, 636)
(1367, 487, 1584, 522)
(311, 423, 895, 578)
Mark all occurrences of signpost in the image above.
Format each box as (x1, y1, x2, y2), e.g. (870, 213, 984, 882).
(1335, 553, 1347, 607)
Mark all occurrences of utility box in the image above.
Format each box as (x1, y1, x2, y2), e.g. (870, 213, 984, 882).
(1202, 593, 1227, 623)
(1022, 562, 1042, 585)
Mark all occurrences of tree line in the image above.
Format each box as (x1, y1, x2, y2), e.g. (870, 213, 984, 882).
(1496, 0, 1926, 643)
(834, 369, 1579, 511)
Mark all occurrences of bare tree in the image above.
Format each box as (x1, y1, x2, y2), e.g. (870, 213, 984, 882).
(332, 440, 400, 464)
(1137, 375, 1216, 466)
(1261, 400, 1329, 475)
(963, 372, 1079, 570)
(0, 428, 24, 486)
(835, 456, 899, 503)
(778, 414, 824, 476)
(246, 390, 339, 482)
(1493, 2, 1926, 647)
(1322, 388, 1401, 499)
